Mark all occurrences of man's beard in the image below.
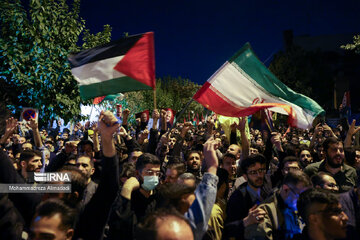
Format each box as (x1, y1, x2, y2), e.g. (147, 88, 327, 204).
(189, 163, 200, 171)
(326, 154, 343, 168)
(247, 176, 264, 189)
(27, 165, 41, 172)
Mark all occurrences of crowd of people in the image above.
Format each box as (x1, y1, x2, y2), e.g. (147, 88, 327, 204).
(0, 106, 359, 240)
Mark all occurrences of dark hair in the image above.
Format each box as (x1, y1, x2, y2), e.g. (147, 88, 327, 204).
(240, 154, 266, 173)
(344, 146, 356, 167)
(58, 166, 87, 208)
(216, 168, 230, 198)
(283, 144, 297, 157)
(135, 208, 192, 240)
(131, 147, 143, 153)
(169, 133, 177, 139)
(167, 156, 182, 164)
(184, 150, 203, 162)
(167, 162, 186, 177)
(323, 137, 341, 153)
(119, 162, 136, 179)
(217, 168, 229, 190)
(297, 188, 339, 224)
(34, 199, 77, 231)
(281, 156, 300, 170)
(135, 153, 161, 172)
(250, 143, 262, 152)
(78, 139, 94, 150)
(221, 152, 237, 165)
(157, 183, 196, 210)
(299, 145, 311, 152)
(64, 154, 77, 166)
(19, 149, 42, 162)
(76, 154, 94, 168)
(283, 170, 311, 187)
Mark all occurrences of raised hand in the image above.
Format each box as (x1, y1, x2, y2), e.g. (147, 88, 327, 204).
(5, 117, 18, 135)
(123, 108, 130, 119)
(118, 126, 128, 138)
(64, 141, 78, 155)
(203, 137, 219, 175)
(152, 109, 160, 120)
(98, 111, 119, 157)
(348, 120, 360, 137)
(160, 109, 166, 119)
(98, 111, 120, 139)
(140, 129, 149, 140)
(271, 132, 283, 151)
(121, 177, 140, 200)
(122, 108, 130, 125)
(237, 117, 246, 131)
(28, 118, 38, 130)
(181, 122, 193, 138)
(344, 119, 360, 147)
(230, 122, 237, 132)
(314, 123, 323, 136)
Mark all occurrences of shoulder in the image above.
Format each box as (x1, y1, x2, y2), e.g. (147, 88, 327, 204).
(306, 161, 322, 169)
(304, 161, 322, 174)
(343, 163, 357, 174)
(259, 198, 276, 212)
(229, 185, 247, 201)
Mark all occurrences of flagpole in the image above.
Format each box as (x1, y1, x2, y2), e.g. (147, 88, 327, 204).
(153, 88, 157, 110)
(170, 98, 194, 131)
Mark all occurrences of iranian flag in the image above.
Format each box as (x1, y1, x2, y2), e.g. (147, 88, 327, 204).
(193, 43, 324, 129)
(68, 32, 155, 100)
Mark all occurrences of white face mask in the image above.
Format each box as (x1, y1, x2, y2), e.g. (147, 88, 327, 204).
(141, 176, 159, 191)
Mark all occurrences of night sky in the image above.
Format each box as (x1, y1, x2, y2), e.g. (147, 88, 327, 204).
(80, 0, 360, 85)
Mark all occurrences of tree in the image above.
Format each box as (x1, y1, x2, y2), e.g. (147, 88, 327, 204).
(269, 46, 333, 111)
(114, 76, 204, 123)
(0, 0, 112, 126)
(341, 35, 360, 54)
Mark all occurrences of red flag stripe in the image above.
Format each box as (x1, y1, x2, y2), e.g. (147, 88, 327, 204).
(114, 32, 155, 89)
(194, 82, 297, 127)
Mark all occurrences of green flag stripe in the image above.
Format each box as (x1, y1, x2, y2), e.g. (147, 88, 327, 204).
(79, 76, 152, 100)
(229, 43, 325, 117)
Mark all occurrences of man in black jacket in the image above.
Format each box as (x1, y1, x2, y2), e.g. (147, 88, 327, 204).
(223, 154, 268, 239)
(108, 153, 161, 239)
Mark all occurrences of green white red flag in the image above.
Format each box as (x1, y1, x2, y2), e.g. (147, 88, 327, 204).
(193, 43, 324, 129)
(68, 32, 155, 100)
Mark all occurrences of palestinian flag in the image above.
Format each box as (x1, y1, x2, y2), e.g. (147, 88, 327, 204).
(93, 96, 106, 105)
(193, 43, 325, 129)
(93, 93, 124, 104)
(68, 32, 155, 100)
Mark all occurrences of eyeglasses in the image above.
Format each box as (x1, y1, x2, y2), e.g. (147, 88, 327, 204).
(315, 207, 346, 218)
(300, 154, 311, 158)
(327, 208, 347, 217)
(247, 168, 266, 175)
(143, 169, 161, 176)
